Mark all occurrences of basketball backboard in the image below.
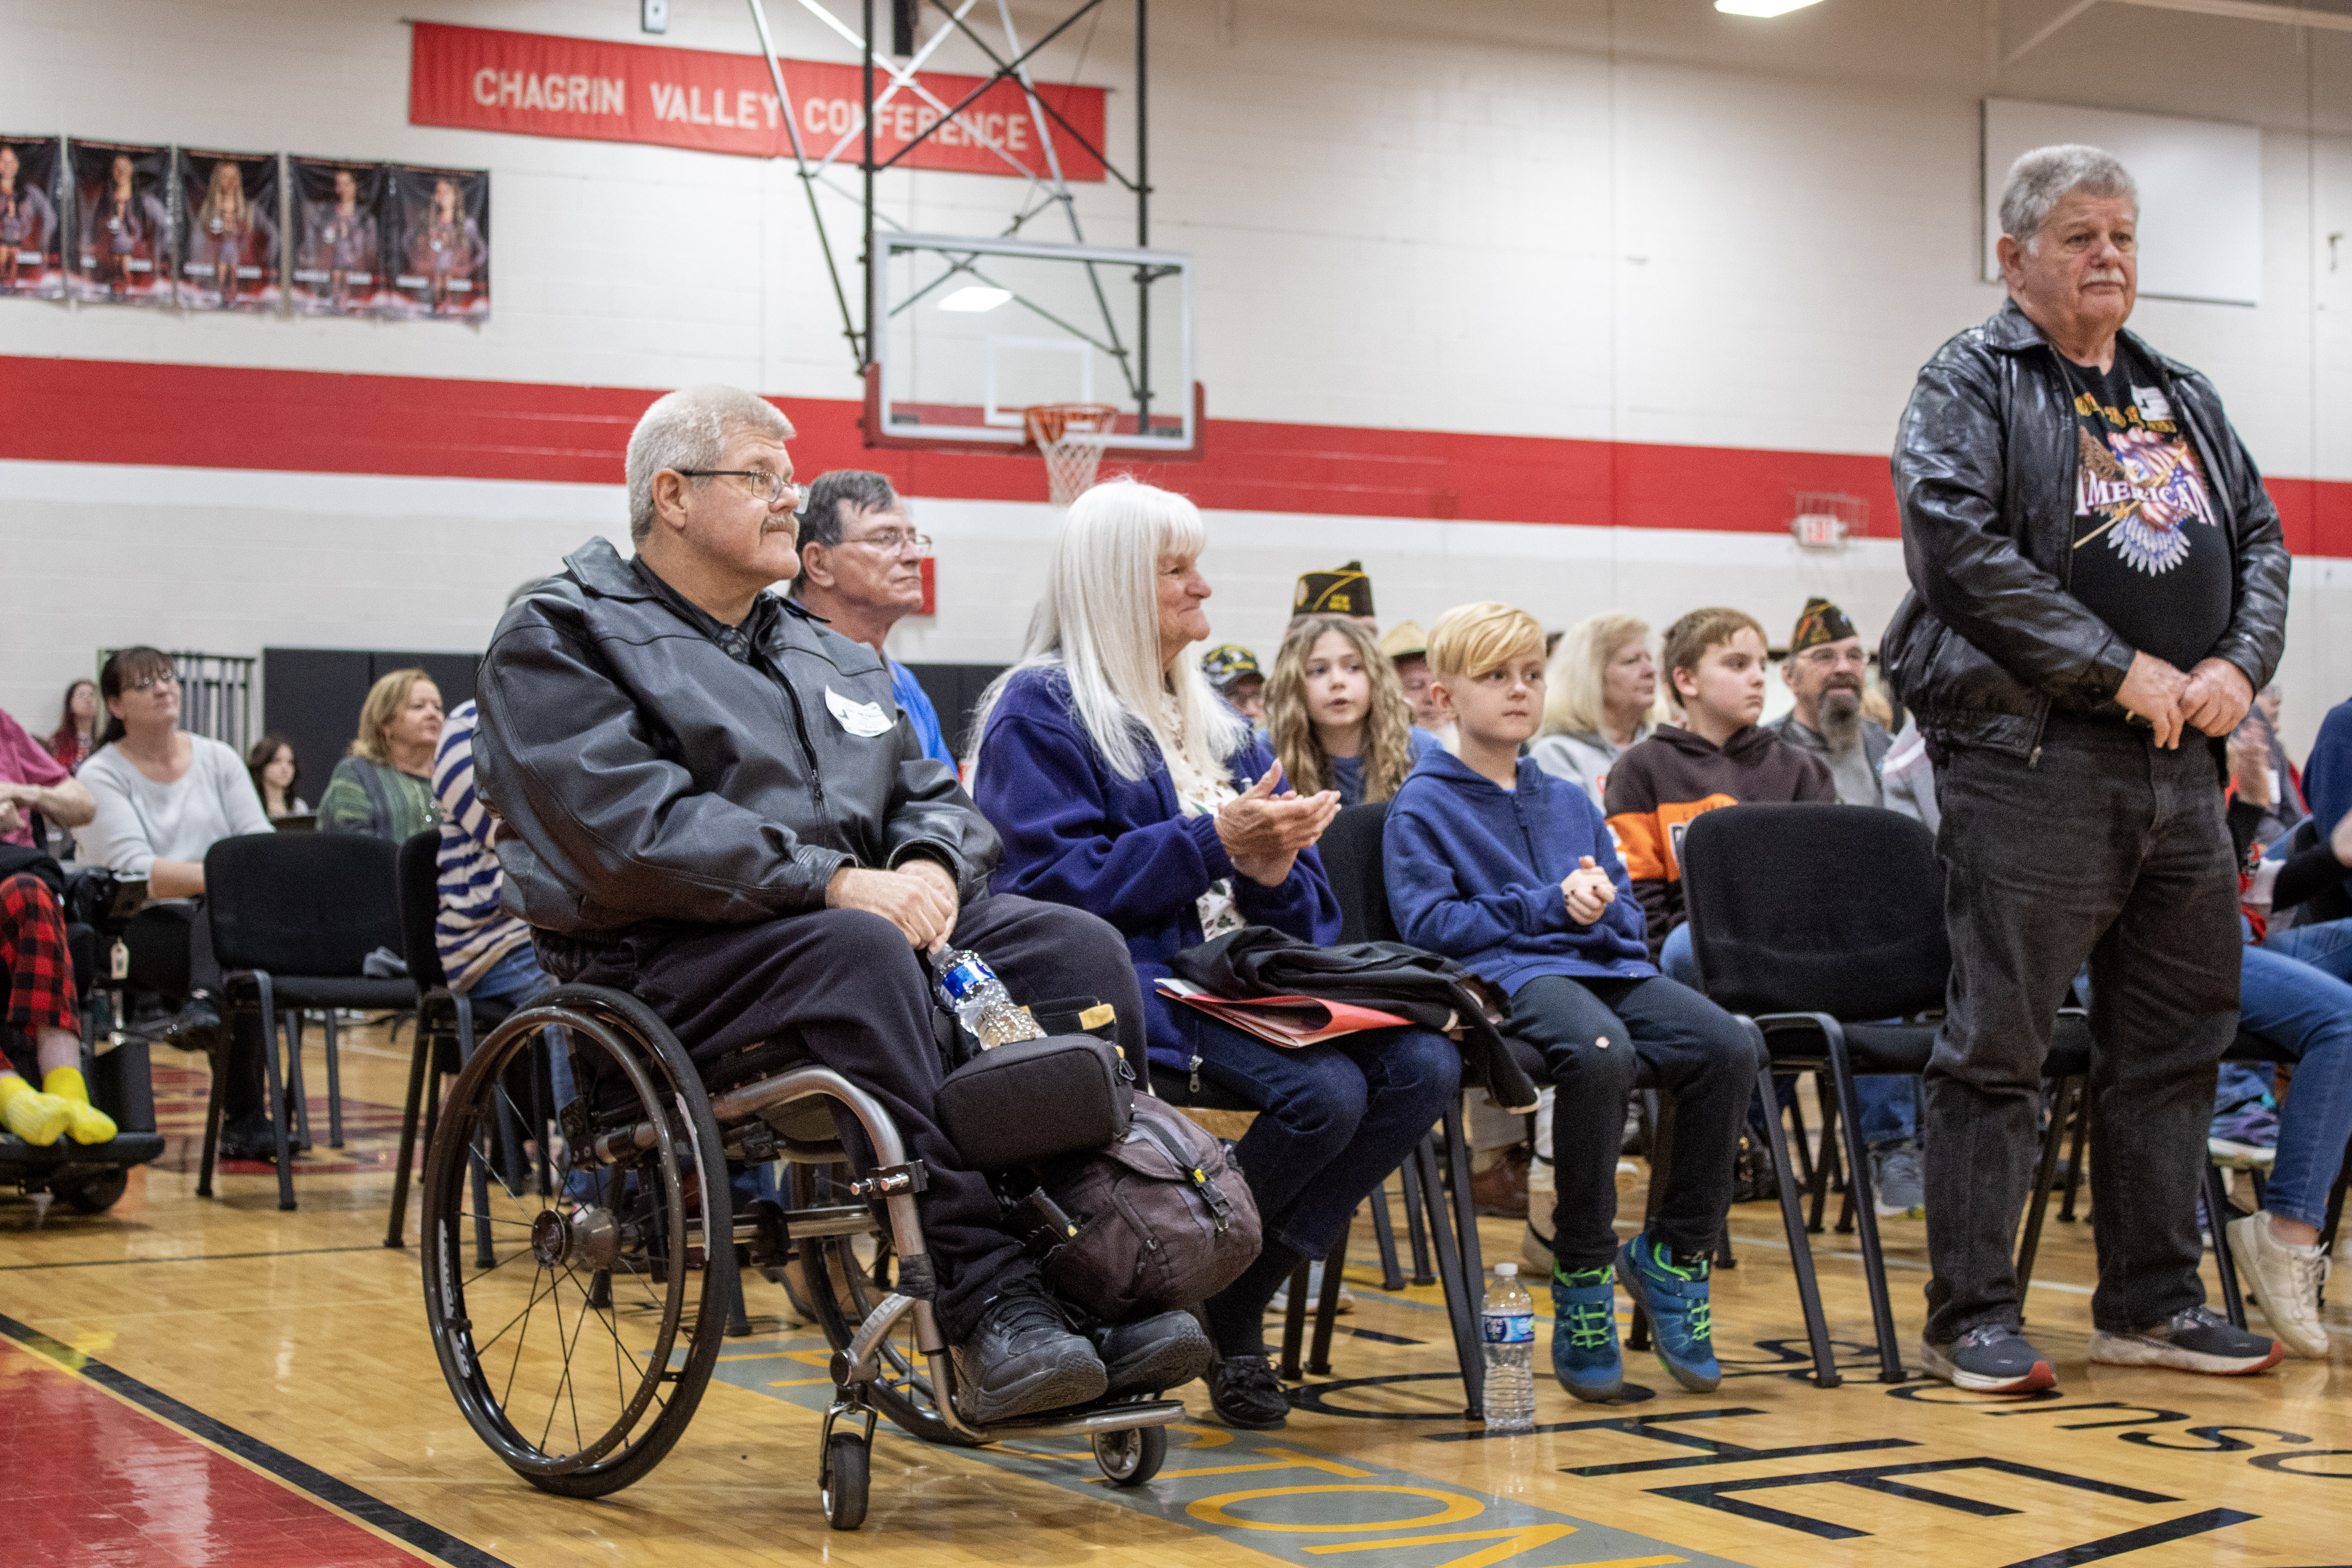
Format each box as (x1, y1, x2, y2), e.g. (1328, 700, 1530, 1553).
(862, 232, 1199, 458)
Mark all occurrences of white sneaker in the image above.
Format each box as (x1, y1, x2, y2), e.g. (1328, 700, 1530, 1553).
(2225, 1210, 2332, 1360)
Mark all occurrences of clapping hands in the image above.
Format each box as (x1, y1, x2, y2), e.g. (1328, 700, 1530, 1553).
(1215, 764, 1341, 887)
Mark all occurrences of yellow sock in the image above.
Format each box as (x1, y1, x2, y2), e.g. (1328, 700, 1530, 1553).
(0, 1073, 71, 1147)
(43, 1065, 117, 1146)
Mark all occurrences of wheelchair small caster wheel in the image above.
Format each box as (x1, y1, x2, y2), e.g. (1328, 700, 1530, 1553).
(822, 1431, 870, 1530)
(1092, 1425, 1166, 1487)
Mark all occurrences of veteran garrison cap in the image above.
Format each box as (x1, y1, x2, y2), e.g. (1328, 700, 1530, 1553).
(1294, 561, 1375, 619)
(1789, 596, 1859, 655)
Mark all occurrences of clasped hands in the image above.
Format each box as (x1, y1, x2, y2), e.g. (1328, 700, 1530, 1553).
(1215, 765, 1341, 888)
(1561, 855, 1614, 926)
(2115, 652, 2252, 750)
(827, 857, 960, 951)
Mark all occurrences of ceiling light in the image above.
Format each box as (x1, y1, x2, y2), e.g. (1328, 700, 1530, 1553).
(938, 285, 1011, 313)
(1715, 0, 1823, 15)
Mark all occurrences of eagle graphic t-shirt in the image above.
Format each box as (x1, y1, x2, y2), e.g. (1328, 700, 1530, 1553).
(2063, 341, 2231, 678)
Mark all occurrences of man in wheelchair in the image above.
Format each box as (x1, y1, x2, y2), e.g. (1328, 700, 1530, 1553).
(474, 384, 1201, 1424)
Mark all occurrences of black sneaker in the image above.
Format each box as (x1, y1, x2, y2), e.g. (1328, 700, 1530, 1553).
(1919, 1324, 2057, 1392)
(215, 1110, 281, 1163)
(1090, 1310, 1214, 1398)
(2089, 1306, 2283, 1377)
(1204, 1353, 1290, 1429)
(162, 994, 226, 1055)
(949, 1288, 1108, 1425)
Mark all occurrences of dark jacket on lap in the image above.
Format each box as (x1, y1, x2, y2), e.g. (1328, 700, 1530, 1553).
(473, 537, 998, 944)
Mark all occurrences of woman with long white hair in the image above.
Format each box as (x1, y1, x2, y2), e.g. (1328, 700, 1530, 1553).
(971, 480, 1461, 1431)
(1530, 612, 1657, 806)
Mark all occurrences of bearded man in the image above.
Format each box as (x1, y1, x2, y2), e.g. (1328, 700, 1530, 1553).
(1769, 598, 1888, 805)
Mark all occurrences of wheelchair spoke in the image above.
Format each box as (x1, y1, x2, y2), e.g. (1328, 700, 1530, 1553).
(498, 1262, 554, 1412)
(475, 1264, 561, 1359)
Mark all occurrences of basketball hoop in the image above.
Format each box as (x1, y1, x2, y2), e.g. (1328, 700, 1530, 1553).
(1024, 403, 1122, 505)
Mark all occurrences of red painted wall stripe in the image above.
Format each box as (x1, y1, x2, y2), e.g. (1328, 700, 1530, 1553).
(4, 354, 2346, 553)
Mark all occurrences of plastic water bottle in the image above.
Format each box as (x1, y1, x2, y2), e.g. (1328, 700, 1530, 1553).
(1481, 1262, 1537, 1432)
(933, 948, 1046, 1049)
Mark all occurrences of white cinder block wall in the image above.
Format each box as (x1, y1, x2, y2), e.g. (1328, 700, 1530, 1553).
(2, 0, 2347, 747)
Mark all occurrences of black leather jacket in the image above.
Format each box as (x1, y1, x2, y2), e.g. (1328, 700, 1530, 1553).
(474, 537, 999, 939)
(1882, 298, 2290, 759)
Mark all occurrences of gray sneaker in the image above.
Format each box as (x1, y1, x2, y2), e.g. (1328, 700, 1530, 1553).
(1871, 1141, 1925, 1219)
(1919, 1324, 2056, 1392)
(2089, 1305, 2283, 1377)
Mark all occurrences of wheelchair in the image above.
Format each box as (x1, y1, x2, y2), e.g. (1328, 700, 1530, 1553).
(418, 983, 1187, 1528)
(0, 862, 165, 1217)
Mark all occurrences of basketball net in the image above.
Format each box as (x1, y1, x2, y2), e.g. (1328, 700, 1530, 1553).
(1024, 403, 1122, 506)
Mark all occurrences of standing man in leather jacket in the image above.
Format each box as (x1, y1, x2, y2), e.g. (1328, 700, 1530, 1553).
(473, 385, 1204, 1425)
(1885, 145, 2290, 1391)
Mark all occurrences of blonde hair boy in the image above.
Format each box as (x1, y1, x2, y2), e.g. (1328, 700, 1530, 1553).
(1427, 602, 1546, 683)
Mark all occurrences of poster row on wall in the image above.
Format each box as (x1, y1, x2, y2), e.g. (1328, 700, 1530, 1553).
(0, 136, 489, 320)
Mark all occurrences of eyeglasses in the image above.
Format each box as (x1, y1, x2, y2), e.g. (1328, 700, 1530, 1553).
(674, 469, 805, 507)
(842, 528, 932, 556)
(126, 672, 180, 692)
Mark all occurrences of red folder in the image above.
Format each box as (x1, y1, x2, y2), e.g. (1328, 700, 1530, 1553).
(1154, 978, 1410, 1049)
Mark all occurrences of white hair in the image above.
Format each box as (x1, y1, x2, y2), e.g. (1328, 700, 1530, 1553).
(973, 479, 1249, 783)
(625, 385, 795, 543)
(1999, 144, 2137, 253)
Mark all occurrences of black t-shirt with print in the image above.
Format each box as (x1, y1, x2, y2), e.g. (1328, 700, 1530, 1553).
(2059, 338, 2232, 677)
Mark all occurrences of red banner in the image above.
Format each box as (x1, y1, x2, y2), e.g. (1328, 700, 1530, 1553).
(409, 22, 1106, 181)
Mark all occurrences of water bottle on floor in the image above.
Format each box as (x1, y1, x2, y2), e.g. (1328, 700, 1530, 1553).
(932, 948, 1045, 1049)
(1481, 1261, 1537, 1432)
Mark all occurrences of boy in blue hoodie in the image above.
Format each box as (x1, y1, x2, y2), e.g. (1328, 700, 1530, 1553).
(1385, 602, 1756, 1402)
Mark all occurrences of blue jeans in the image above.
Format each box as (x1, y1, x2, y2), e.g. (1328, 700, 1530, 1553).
(2264, 917, 2352, 986)
(462, 941, 576, 1114)
(1179, 1010, 1461, 1261)
(1661, 922, 1917, 1149)
(2238, 943, 2352, 1230)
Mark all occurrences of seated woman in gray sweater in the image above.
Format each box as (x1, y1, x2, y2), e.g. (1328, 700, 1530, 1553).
(1529, 612, 1656, 807)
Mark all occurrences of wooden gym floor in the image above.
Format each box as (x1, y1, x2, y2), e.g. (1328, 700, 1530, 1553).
(3, 1021, 2346, 1568)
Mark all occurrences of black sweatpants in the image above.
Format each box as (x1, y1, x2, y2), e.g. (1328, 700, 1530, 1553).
(1924, 720, 2239, 1341)
(560, 894, 1145, 1343)
(1510, 972, 1756, 1273)
(123, 899, 266, 1120)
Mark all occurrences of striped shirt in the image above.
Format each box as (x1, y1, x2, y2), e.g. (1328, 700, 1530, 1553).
(432, 701, 531, 992)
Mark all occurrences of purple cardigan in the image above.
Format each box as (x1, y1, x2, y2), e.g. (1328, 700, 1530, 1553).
(972, 665, 1341, 1068)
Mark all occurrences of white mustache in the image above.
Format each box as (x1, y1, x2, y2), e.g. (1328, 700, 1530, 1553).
(2085, 269, 2126, 285)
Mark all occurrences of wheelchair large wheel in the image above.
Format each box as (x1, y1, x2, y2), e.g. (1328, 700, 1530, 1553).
(788, 1162, 976, 1447)
(421, 987, 738, 1497)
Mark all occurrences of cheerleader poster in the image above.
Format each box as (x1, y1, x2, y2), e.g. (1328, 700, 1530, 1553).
(69, 139, 173, 304)
(176, 149, 280, 310)
(0, 136, 65, 299)
(385, 163, 488, 321)
(290, 157, 385, 317)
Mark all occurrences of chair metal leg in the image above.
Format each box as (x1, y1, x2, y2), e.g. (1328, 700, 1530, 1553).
(195, 1030, 228, 1199)
(385, 1013, 434, 1247)
(284, 1008, 312, 1153)
(323, 1008, 344, 1148)
(2059, 1092, 2090, 1222)
(2014, 1076, 2075, 1320)
(1413, 1133, 1484, 1418)
(1441, 1106, 1488, 1305)
(1308, 1221, 1350, 1376)
(1368, 1179, 1406, 1290)
(2203, 1160, 2248, 1329)
(1746, 1033, 1839, 1387)
(1279, 1260, 1312, 1381)
(1807, 1072, 1841, 1234)
(1398, 1155, 1436, 1286)
(1823, 1023, 1903, 1382)
(1783, 1072, 1816, 1190)
(723, 1266, 753, 1338)
(256, 977, 297, 1211)
(2319, 1128, 2352, 1257)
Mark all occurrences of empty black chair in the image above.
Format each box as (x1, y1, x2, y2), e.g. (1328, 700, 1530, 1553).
(384, 829, 525, 1249)
(204, 833, 411, 1211)
(1681, 803, 2089, 1382)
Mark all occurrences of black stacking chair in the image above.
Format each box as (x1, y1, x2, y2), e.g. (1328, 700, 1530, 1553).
(1680, 803, 2090, 1382)
(384, 829, 525, 1249)
(203, 833, 411, 1211)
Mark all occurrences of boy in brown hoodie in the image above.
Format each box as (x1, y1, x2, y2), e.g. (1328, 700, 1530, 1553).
(1604, 607, 1833, 981)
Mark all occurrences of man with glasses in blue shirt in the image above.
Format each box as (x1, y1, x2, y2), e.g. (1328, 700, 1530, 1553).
(791, 470, 955, 769)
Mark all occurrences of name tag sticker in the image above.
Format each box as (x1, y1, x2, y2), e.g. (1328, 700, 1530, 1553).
(2132, 385, 2175, 423)
(825, 686, 896, 738)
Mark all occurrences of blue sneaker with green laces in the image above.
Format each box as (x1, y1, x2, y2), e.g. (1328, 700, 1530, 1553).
(1619, 1231, 1720, 1392)
(1550, 1262, 1622, 1402)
